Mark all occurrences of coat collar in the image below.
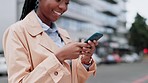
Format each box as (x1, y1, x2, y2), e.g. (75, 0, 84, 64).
(22, 11, 71, 53)
(23, 10, 44, 36)
(23, 10, 70, 39)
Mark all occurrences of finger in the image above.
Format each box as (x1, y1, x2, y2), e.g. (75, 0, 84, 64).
(82, 47, 91, 53)
(88, 40, 95, 49)
(93, 40, 98, 46)
(83, 52, 92, 57)
(81, 39, 85, 43)
(81, 51, 85, 54)
(74, 46, 82, 53)
(87, 41, 97, 55)
(77, 42, 88, 48)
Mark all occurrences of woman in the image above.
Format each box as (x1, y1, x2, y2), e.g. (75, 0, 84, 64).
(3, 0, 98, 83)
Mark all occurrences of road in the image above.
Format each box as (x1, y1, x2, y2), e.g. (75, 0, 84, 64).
(0, 59, 148, 83)
(87, 59, 148, 83)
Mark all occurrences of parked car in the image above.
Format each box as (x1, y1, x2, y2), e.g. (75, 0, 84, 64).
(130, 52, 141, 62)
(103, 54, 116, 64)
(121, 54, 135, 63)
(102, 53, 122, 64)
(121, 52, 142, 63)
(112, 53, 122, 63)
(0, 54, 7, 75)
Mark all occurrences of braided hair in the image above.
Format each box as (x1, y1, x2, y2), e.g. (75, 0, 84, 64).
(20, 0, 37, 20)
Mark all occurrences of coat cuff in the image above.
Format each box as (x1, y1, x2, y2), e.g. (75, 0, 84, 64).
(78, 58, 97, 76)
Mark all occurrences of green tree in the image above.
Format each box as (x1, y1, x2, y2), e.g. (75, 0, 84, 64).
(129, 13, 148, 53)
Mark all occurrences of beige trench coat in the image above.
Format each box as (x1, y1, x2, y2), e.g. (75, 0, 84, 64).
(3, 11, 96, 83)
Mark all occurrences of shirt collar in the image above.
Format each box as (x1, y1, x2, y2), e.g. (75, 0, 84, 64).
(35, 13, 58, 33)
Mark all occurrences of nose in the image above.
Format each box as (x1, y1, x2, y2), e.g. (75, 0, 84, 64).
(59, 2, 67, 12)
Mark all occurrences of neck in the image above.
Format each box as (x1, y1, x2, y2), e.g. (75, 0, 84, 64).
(36, 10, 52, 27)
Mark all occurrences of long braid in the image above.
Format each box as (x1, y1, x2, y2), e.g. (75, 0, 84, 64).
(20, 0, 37, 20)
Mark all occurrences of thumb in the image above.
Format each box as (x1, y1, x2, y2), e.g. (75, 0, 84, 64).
(77, 42, 87, 47)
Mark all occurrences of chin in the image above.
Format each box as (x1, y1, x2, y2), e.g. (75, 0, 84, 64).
(51, 18, 59, 22)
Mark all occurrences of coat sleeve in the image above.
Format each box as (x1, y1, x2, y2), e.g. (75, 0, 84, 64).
(71, 58, 97, 83)
(3, 26, 69, 83)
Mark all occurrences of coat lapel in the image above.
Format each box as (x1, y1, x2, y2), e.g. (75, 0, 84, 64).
(58, 28, 72, 44)
(23, 11, 59, 53)
(23, 11, 71, 54)
(38, 32, 60, 53)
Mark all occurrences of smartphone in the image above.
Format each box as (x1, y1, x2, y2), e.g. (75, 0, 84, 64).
(85, 32, 103, 43)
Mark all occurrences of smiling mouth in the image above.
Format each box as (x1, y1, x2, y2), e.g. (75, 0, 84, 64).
(53, 10, 62, 16)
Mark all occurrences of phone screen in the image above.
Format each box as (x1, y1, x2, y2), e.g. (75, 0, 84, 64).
(85, 32, 103, 43)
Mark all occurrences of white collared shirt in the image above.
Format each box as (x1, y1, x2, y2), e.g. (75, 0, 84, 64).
(35, 14, 64, 48)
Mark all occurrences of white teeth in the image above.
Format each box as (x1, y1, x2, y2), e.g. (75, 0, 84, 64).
(54, 11, 61, 15)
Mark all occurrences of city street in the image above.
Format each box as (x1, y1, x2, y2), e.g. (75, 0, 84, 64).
(87, 59, 148, 83)
(0, 59, 148, 83)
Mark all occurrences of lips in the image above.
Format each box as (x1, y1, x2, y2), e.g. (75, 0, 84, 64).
(53, 10, 62, 16)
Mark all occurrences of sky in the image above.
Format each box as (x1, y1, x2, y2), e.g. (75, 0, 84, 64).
(126, 0, 148, 29)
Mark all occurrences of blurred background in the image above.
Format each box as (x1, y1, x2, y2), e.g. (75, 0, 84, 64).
(0, 0, 148, 83)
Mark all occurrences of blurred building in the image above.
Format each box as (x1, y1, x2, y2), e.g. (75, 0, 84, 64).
(0, 0, 129, 54)
(0, 0, 17, 51)
(57, 0, 129, 52)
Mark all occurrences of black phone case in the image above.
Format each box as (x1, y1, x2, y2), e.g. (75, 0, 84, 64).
(85, 32, 103, 43)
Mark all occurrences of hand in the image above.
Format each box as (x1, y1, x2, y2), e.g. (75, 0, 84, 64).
(81, 40, 98, 64)
(54, 42, 89, 63)
(83, 40, 98, 56)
